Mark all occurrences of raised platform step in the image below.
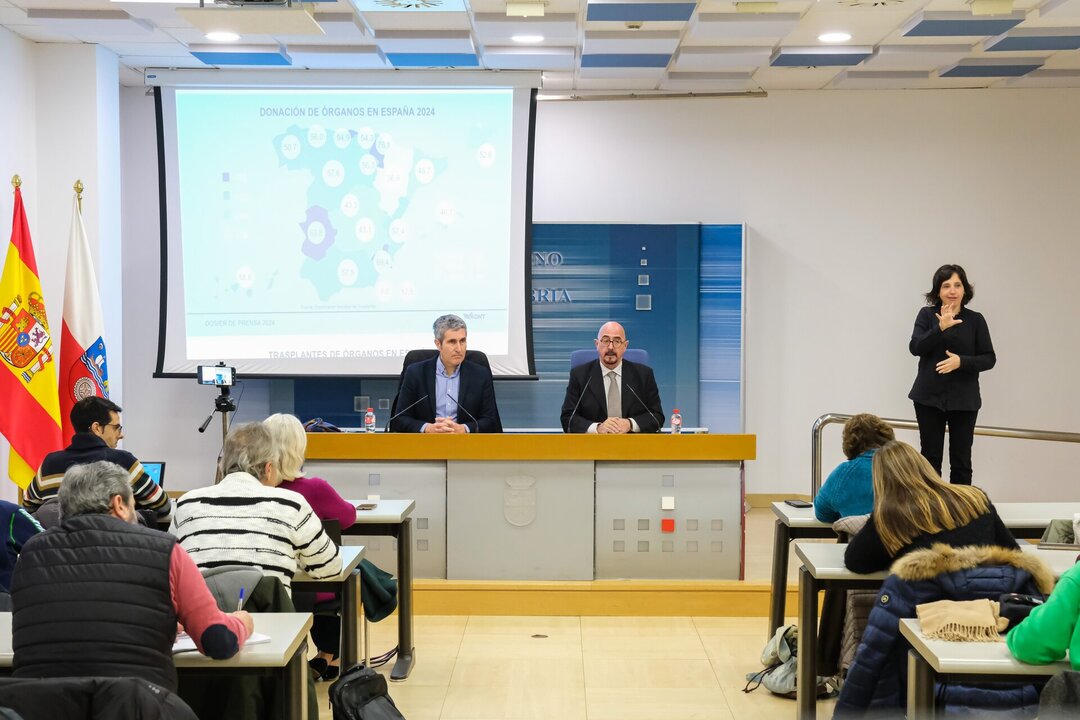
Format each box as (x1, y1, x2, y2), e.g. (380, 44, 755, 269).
(413, 579, 799, 616)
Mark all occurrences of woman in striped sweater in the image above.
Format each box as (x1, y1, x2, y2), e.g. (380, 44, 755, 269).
(172, 422, 343, 592)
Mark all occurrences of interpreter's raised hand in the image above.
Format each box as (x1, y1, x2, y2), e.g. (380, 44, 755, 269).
(232, 610, 255, 636)
(936, 304, 963, 332)
(936, 350, 961, 374)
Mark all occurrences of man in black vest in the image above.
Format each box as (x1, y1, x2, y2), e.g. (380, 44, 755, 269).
(561, 320, 664, 433)
(12, 461, 252, 692)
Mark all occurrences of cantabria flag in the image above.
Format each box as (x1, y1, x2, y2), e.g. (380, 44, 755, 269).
(60, 194, 110, 441)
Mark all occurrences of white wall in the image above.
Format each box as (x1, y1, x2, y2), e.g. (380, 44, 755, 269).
(118, 86, 1080, 498)
(532, 89, 1080, 500)
(0, 37, 126, 502)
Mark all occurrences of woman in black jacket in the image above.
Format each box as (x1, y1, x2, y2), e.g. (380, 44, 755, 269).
(845, 440, 1017, 574)
(908, 264, 996, 485)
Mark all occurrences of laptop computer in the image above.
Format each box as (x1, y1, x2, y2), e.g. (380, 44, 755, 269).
(141, 461, 166, 489)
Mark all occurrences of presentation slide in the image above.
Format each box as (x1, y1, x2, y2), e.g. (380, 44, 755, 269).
(157, 87, 533, 377)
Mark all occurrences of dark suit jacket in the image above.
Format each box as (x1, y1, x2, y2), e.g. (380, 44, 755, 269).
(389, 356, 502, 433)
(560, 358, 663, 433)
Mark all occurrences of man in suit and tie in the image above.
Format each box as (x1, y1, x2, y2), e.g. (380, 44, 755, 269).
(390, 314, 503, 433)
(560, 321, 664, 434)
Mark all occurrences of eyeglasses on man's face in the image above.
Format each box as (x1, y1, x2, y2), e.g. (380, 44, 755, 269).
(597, 337, 625, 348)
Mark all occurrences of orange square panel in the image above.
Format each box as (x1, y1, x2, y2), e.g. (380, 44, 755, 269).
(661, 518, 675, 533)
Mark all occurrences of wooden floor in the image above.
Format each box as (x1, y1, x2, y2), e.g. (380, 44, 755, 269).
(315, 508, 838, 719)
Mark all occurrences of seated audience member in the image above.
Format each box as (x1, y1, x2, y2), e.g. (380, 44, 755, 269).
(0, 500, 41, 592)
(560, 320, 664, 434)
(814, 413, 895, 523)
(844, 440, 1018, 574)
(1006, 560, 1080, 669)
(264, 412, 356, 679)
(390, 313, 503, 434)
(27, 396, 172, 524)
(172, 422, 342, 592)
(12, 462, 252, 692)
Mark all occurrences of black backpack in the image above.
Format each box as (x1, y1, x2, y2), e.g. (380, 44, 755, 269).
(327, 665, 405, 720)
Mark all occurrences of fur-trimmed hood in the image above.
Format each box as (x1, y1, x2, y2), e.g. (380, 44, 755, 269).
(890, 543, 1056, 595)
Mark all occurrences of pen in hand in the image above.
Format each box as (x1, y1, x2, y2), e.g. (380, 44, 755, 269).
(236, 587, 245, 612)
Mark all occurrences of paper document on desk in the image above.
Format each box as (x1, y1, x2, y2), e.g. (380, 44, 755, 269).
(173, 631, 271, 654)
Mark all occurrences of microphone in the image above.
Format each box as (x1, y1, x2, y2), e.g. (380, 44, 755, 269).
(625, 383, 663, 433)
(384, 394, 429, 433)
(447, 393, 480, 433)
(563, 372, 592, 433)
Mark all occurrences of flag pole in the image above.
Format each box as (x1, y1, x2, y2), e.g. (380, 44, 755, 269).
(74, 179, 84, 213)
(11, 175, 20, 190)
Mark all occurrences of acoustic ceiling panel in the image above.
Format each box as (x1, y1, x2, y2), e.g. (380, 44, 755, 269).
(939, 56, 1044, 76)
(671, 46, 773, 71)
(583, 31, 682, 54)
(581, 53, 673, 67)
(984, 28, 1080, 51)
(189, 43, 292, 66)
(26, 9, 153, 36)
(287, 45, 389, 69)
(686, 13, 802, 41)
(862, 44, 972, 71)
(176, 6, 324, 36)
(385, 52, 480, 66)
(770, 45, 873, 66)
(902, 11, 1025, 38)
(585, 2, 697, 22)
(482, 46, 576, 70)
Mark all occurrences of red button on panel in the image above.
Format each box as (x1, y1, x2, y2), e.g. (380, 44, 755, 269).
(661, 518, 675, 533)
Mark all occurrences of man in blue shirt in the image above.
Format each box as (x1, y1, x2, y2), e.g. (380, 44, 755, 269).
(389, 314, 502, 433)
(0, 500, 41, 591)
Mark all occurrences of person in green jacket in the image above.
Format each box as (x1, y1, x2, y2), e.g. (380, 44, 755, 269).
(1006, 561, 1080, 668)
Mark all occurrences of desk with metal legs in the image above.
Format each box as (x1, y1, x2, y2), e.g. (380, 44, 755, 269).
(900, 618, 1068, 720)
(771, 501, 1080, 640)
(348, 499, 416, 681)
(292, 545, 365, 671)
(0, 613, 314, 720)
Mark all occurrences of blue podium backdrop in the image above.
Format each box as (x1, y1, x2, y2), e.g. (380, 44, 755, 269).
(289, 223, 743, 432)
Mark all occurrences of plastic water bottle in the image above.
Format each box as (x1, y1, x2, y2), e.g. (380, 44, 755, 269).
(670, 409, 683, 435)
(364, 408, 376, 433)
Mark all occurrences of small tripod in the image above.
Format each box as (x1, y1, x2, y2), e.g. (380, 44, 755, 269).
(198, 384, 236, 448)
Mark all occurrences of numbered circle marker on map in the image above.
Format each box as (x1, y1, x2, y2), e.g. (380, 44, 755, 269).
(355, 218, 375, 243)
(399, 281, 415, 301)
(307, 125, 327, 148)
(389, 219, 408, 244)
(340, 194, 360, 218)
(357, 127, 375, 150)
(322, 160, 345, 188)
(373, 249, 392, 274)
(437, 201, 458, 226)
(306, 221, 327, 245)
(359, 154, 378, 177)
(477, 143, 496, 168)
(236, 266, 255, 290)
(375, 133, 393, 155)
(414, 159, 435, 185)
(337, 259, 359, 287)
(375, 280, 393, 302)
(280, 134, 301, 161)
(333, 128, 352, 149)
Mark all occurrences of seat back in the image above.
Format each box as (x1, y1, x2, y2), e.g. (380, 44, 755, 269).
(200, 566, 265, 612)
(569, 348, 649, 370)
(0, 676, 198, 720)
(388, 349, 492, 420)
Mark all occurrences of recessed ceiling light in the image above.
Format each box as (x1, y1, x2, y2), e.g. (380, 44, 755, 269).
(818, 32, 852, 43)
(511, 34, 545, 44)
(206, 31, 240, 43)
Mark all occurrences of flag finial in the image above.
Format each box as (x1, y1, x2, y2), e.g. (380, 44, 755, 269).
(74, 179, 84, 212)
(11, 175, 21, 190)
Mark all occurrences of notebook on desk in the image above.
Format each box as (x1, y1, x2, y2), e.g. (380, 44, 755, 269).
(141, 461, 166, 488)
(172, 631, 271, 654)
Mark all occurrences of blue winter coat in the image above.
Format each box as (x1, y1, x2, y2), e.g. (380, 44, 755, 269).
(834, 544, 1056, 719)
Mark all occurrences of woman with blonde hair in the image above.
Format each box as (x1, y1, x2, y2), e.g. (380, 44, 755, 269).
(264, 413, 358, 680)
(844, 440, 1017, 574)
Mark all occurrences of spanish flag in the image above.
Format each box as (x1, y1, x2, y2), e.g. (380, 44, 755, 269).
(0, 184, 62, 488)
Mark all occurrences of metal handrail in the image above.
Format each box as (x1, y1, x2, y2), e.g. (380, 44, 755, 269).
(811, 412, 1080, 497)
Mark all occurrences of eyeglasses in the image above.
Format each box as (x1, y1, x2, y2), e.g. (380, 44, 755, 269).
(597, 337, 625, 348)
(105, 423, 122, 432)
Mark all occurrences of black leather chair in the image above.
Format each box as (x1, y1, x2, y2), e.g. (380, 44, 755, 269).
(387, 349, 492, 423)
